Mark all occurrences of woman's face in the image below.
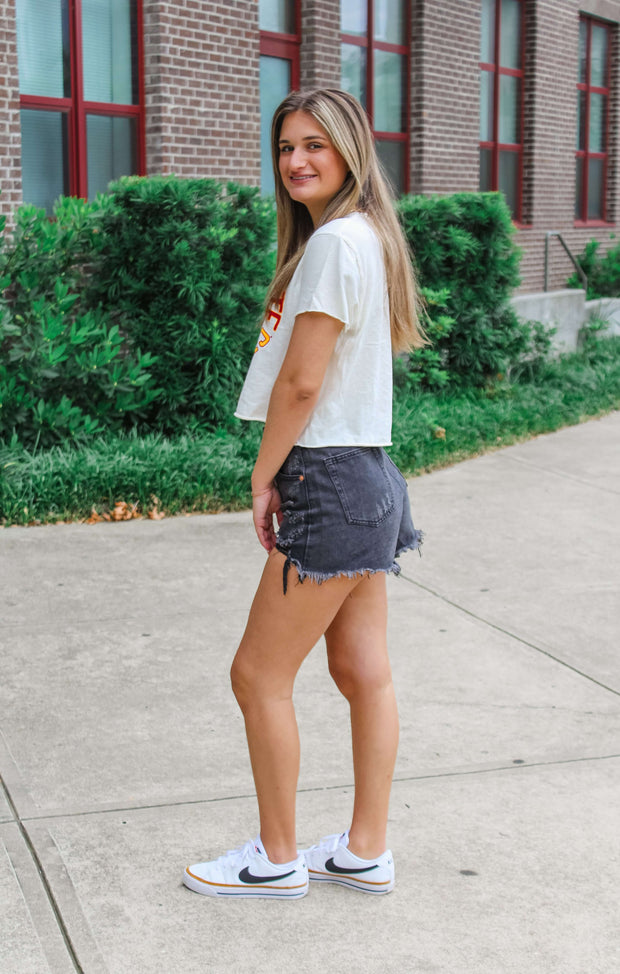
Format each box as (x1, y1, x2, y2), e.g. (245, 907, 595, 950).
(277, 110, 349, 226)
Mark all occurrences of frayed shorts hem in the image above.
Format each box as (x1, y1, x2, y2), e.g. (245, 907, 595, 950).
(276, 529, 424, 594)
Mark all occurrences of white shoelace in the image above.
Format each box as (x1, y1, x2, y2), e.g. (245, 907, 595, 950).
(308, 831, 346, 854)
(217, 839, 257, 866)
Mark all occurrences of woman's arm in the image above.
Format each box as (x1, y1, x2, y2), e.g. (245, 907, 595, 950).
(251, 310, 343, 550)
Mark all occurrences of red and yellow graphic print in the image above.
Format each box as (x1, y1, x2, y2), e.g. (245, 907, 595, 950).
(254, 293, 285, 353)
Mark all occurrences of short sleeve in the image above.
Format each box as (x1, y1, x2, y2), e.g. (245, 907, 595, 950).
(290, 230, 361, 332)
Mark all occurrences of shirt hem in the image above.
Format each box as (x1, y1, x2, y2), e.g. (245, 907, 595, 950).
(233, 414, 391, 447)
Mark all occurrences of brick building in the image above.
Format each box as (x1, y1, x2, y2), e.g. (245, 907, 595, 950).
(2, 0, 620, 293)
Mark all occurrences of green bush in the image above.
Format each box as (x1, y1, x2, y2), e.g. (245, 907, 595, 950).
(0, 198, 159, 449)
(2, 337, 618, 526)
(394, 286, 455, 393)
(567, 236, 620, 299)
(86, 176, 276, 433)
(398, 191, 528, 386)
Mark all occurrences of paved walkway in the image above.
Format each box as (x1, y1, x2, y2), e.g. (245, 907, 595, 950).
(1, 412, 619, 974)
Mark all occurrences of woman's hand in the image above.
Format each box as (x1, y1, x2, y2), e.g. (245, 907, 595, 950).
(252, 484, 283, 552)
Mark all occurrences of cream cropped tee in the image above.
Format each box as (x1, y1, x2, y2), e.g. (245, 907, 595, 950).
(234, 211, 393, 447)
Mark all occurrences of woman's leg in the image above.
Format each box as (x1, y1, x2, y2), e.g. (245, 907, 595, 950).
(230, 549, 363, 864)
(324, 572, 398, 859)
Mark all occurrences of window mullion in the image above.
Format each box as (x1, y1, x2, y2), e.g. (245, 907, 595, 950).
(492, 0, 501, 192)
(367, 0, 374, 125)
(71, 0, 87, 198)
(583, 19, 592, 221)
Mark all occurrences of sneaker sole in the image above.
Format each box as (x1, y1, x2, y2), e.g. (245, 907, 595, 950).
(183, 868, 309, 898)
(308, 870, 394, 894)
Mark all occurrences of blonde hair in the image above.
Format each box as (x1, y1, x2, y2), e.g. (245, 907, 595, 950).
(265, 88, 426, 352)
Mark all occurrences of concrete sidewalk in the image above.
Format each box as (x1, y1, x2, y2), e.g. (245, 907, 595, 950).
(1, 413, 619, 974)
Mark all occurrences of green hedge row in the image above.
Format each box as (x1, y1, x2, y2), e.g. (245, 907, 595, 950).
(1, 179, 538, 450)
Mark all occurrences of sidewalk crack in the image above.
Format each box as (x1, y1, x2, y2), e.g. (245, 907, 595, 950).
(0, 774, 85, 973)
(399, 574, 620, 698)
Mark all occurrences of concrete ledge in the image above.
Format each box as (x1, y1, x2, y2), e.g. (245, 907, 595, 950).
(511, 288, 620, 352)
(511, 289, 586, 352)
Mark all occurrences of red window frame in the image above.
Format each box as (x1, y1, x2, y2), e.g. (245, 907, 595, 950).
(575, 15, 612, 226)
(18, 0, 145, 199)
(479, 0, 525, 223)
(259, 1, 301, 88)
(341, 0, 411, 193)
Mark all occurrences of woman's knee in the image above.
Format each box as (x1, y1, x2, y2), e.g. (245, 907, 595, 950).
(327, 643, 392, 700)
(230, 645, 296, 711)
(230, 650, 255, 709)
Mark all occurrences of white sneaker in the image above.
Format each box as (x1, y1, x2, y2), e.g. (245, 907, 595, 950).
(303, 831, 395, 894)
(183, 837, 309, 898)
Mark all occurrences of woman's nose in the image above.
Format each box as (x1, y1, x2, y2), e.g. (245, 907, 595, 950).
(289, 147, 307, 169)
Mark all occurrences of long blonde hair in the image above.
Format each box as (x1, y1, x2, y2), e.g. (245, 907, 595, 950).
(265, 88, 426, 352)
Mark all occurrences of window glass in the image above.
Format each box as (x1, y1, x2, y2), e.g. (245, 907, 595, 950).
(576, 91, 586, 151)
(373, 0, 404, 45)
(578, 20, 587, 84)
(374, 50, 404, 132)
(20, 109, 69, 211)
(499, 74, 519, 144)
(259, 0, 295, 34)
(341, 0, 367, 36)
(590, 25, 608, 87)
(499, 0, 521, 69)
(587, 157, 604, 219)
(82, 0, 136, 104)
(341, 43, 367, 108)
(498, 150, 519, 217)
(480, 72, 494, 141)
(260, 56, 291, 195)
(376, 140, 404, 195)
(588, 92, 606, 153)
(479, 147, 493, 191)
(87, 114, 136, 197)
(16, 0, 70, 98)
(480, 0, 495, 63)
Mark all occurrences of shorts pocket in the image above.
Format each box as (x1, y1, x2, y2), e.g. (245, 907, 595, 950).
(324, 448, 395, 526)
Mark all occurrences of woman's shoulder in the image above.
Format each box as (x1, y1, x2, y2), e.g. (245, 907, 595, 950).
(310, 212, 380, 255)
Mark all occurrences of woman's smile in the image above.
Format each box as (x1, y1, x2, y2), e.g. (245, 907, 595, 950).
(278, 110, 349, 225)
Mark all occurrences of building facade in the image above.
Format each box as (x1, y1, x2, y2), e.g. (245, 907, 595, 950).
(2, 0, 620, 293)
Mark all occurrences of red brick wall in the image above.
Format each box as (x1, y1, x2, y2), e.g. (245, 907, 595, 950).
(409, 0, 480, 196)
(406, 0, 620, 293)
(301, 0, 340, 89)
(514, 0, 620, 292)
(0, 0, 22, 225)
(143, 0, 261, 184)
(4, 0, 620, 295)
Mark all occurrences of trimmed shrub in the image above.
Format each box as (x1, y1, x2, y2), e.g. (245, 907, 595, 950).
(0, 197, 159, 449)
(86, 176, 276, 433)
(394, 286, 455, 393)
(398, 191, 527, 386)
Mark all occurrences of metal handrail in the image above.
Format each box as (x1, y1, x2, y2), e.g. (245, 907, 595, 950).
(544, 231, 587, 292)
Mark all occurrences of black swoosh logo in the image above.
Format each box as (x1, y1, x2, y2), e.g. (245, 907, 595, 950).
(238, 867, 296, 884)
(325, 858, 380, 875)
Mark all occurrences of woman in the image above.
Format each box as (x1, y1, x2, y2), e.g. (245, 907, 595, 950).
(183, 88, 425, 899)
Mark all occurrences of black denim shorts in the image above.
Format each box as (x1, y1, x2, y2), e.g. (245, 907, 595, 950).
(274, 445, 423, 593)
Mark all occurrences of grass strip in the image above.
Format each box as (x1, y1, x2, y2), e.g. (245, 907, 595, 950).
(2, 338, 619, 527)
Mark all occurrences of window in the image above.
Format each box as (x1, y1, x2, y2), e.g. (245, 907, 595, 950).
(576, 16, 612, 223)
(259, 0, 301, 195)
(16, 0, 144, 213)
(340, 0, 409, 194)
(479, 0, 524, 221)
